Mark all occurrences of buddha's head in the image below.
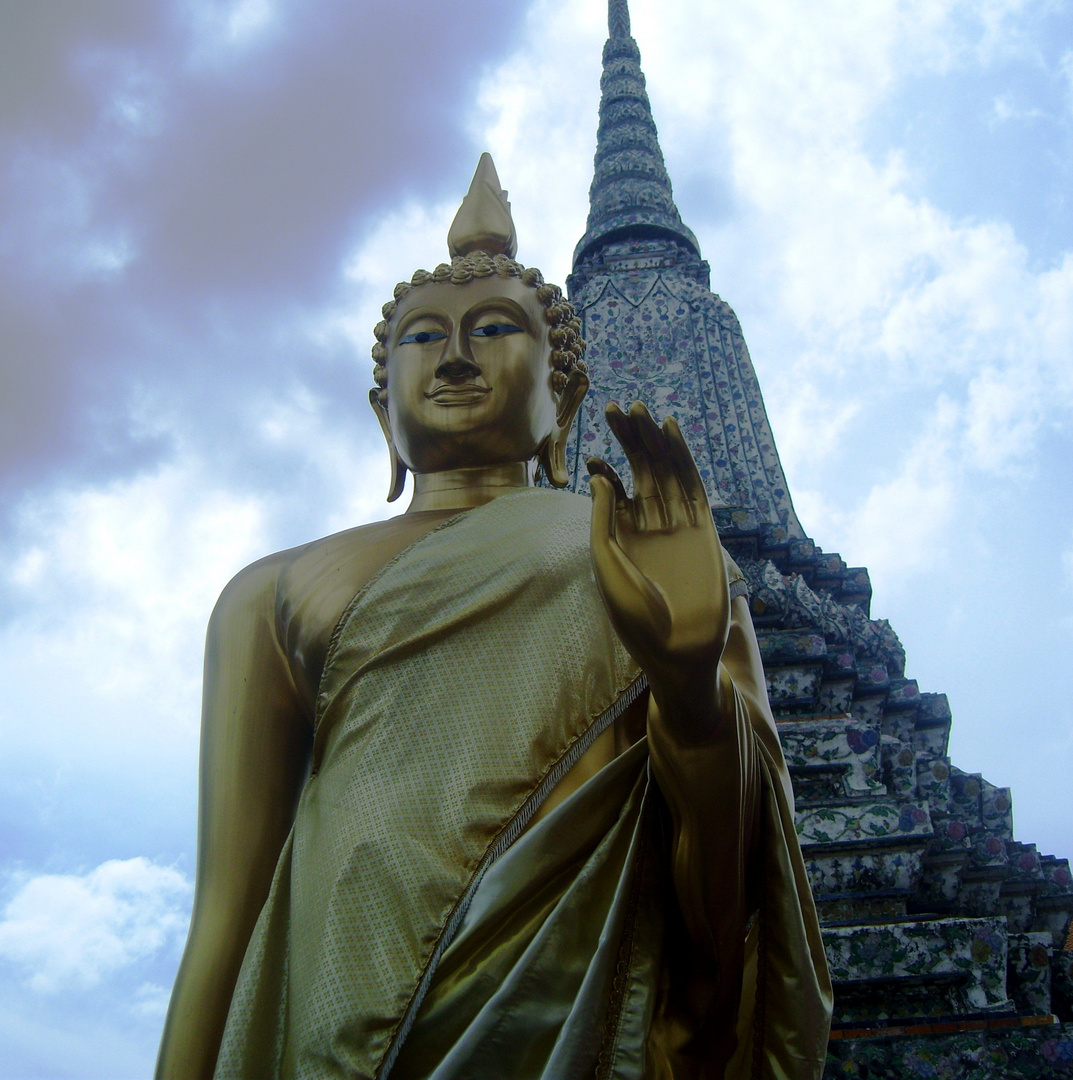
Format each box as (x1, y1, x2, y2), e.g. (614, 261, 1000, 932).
(369, 155, 589, 501)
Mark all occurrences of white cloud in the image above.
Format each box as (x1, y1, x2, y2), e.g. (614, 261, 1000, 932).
(0, 151, 137, 284)
(185, 0, 283, 64)
(467, 0, 603, 279)
(340, 198, 458, 349)
(224, 0, 277, 42)
(0, 451, 273, 827)
(1, 455, 267, 711)
(767, 382, 862, 474)
(247, 381, 394, 535)
(0, 858, 191, 994)
(1062, 50, 1073, 116)
(791, 395, 962, 592)
(0, 376, 393, 829)
(132, 981, 175, 1019)
(842, 402, 960, 587)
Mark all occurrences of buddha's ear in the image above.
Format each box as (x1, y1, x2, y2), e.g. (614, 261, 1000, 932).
(538, 368, 589, 488)
(368, 389, 408, 502)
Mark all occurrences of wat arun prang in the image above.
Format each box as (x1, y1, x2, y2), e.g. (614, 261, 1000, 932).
(565, 2, 1073, 1073)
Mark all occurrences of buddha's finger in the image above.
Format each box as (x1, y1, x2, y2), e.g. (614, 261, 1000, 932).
(589, 472, 618, 548)
(586, 458, 631, 527)
(605, 401, 662, 530)
(631, 403, 688, 528)
(662, 416, 707, 526)
(589, 475, 671, 646)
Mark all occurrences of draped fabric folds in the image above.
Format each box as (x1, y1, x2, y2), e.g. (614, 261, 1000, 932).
(213, 489, 831, 1080)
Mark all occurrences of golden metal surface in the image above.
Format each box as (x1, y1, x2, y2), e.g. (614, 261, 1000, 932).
(447, 151, 517, 259)
(369, 273, 587, 512)
(587, 401, 731, 738)
(157, 155, 827, 1079)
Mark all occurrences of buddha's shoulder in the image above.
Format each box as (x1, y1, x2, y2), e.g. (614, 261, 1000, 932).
(213, 512, 459, 621)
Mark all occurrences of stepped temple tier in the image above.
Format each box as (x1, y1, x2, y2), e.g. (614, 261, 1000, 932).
(564, 2, 1073, 1075)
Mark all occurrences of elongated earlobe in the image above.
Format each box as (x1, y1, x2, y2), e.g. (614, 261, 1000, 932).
(538, 369, 589, 488)
(384, 445, 407, 503)
(537, 436, 566, 488)
(368, 389, 408, 502)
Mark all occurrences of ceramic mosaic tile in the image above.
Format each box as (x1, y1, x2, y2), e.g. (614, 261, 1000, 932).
(797, 800, 933, 846)
(823, 916, 1012, 1014)
(826, 1021, 1073, 1079)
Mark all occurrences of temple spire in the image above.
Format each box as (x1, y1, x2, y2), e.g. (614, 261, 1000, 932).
(573, 0, 700, 267)
(608, 0, 631, 38)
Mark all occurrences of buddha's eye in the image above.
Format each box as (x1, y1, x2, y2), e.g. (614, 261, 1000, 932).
(398, 330, 447, 345)
(471, 323, 523, 338)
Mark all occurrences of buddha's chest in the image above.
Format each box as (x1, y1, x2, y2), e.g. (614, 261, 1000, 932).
(276, 510, 462, 713)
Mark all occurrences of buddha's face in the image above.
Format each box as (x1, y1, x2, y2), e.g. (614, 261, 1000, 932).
(380, 275, 559, 475)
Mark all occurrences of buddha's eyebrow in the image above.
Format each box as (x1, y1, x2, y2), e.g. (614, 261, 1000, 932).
(394, 306, 447, 340)
(464, 298, 532, 333)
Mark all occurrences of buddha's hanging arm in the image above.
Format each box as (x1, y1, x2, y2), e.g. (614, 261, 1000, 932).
(156, 558, 312, 1080)
(587, 402, 763, 961)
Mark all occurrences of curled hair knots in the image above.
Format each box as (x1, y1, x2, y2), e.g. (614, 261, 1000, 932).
(535, 283, 559, 306)
(544, 295, 585, 375)
(371, 253, 587, 396)
(494, 254, 521, 277)
(547, 312, 587, 377)
(551, 347, 586, 376)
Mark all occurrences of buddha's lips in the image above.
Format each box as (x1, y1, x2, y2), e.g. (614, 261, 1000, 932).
(425, 385, 492, 404)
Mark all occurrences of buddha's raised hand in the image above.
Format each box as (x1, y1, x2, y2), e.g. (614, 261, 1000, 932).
(587, 402, 731, 738)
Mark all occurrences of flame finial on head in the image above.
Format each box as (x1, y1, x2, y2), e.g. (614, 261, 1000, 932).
(447, 153, 518, 259)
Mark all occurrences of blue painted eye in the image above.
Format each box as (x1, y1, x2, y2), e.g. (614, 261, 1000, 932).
(398, 330, 447, 345)
(471, 323, 523, 338)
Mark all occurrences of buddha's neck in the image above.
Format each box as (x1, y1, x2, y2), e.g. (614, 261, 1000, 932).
(407, 462, 532, 513)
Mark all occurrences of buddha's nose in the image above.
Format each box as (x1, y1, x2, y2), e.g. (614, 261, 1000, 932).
(435, 357, 482, 382)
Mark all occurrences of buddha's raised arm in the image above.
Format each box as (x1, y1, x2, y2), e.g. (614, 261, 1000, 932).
(156, 555, 312, 1080)
(587, 402, 772, 971)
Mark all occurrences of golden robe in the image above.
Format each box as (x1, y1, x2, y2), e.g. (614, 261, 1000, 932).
(213, 489, 831, 1079)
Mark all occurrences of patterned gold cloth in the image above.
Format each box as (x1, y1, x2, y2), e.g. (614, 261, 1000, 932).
(214, 489, 830, 1079)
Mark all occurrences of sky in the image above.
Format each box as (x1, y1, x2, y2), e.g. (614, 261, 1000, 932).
(0, 0, 1071, 1075)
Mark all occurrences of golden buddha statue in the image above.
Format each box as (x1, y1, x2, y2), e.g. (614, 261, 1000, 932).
(156, 155, 831, 1080)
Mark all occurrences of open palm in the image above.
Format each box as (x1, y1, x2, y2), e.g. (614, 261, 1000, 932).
(587, 402, 731, 701)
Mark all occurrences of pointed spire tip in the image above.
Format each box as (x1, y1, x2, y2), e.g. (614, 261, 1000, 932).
(608, 0, 631, 38)
(575, 0, 700, 267)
